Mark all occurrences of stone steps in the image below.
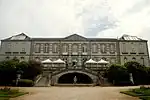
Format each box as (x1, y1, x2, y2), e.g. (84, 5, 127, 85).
(54, 84, 95, 87)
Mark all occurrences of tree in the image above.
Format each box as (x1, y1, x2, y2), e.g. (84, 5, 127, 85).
(23, 60, 42, 80)
(0, 60, 17, 85)
(124, 61, 149, 85)
(106, 64, 130, 85)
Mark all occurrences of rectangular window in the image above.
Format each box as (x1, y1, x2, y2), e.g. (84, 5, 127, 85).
(52, 44, 58, 53)
(35, 44, 41, 53)
(44, 44, 49, 53)
(92, 44, 98, 53)
(13, 52, 19, 54)
(22, 48, 25, 52)
(5, 52, 11, 54)
(122, 43, 128, 53)
(20, 52, 26, 54)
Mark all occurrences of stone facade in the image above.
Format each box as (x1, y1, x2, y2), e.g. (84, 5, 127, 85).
(0, 33, 149, 85)
(0, 33, 149, 66)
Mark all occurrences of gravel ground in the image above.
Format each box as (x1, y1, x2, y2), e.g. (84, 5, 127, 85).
(11, 86, 140, 100)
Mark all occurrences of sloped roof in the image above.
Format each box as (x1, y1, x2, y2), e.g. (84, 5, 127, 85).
(97, 59, 109, 64)
(119, 34, 145, 41)
(63, 34, 87, 41)
(85, 59, 97, 64)
(2, 33, 30, 41)
(41, 59, 52, 64)
(53, 59, 65, 63)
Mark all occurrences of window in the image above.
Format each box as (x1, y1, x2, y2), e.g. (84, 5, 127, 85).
(6, 56, 10, 60)
(44, 44, 49, 53)
(22, 48, 25, 52)
(139, 43, 144, 53)
(20, 52, 26, 54)
(92, 44, 98, 53)
(52, 44, 58, 53)
(101, 44, 106, 53)
(35, 44, 41, 53)
(62, 44, 68, 52)
(110, 44, 115, 54)
(13, 52, 19, 54)
(102, 57, 106, 61)
(124, 57, 127, 63)
(20, 57, 25, 61)
(141, 57, 144, 65)
(5, 52, 11, 54)
(72, 44, 78, 52)
(132, 57, 136, 61)
(122, 43, 127, 53)
(82, 44, 87, 52)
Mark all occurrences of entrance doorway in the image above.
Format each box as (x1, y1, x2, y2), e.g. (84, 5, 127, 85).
(58, 72, 93, 84)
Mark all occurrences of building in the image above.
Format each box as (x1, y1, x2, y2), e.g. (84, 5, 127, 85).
(0, 33, 149, 86)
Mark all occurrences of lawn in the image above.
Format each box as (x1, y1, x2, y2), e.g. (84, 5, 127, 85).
(0, 87, 28, 100)
(120, 86, 150, 100)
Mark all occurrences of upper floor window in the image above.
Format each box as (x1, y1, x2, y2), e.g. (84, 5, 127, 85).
(44, 44, 49, 53)
(82, 44, 87, 52)
(22, 48, 25, 52)
(139, 43, 144, 53)
(52, 44, 58, 53)
(62, 44, 68, 52)
(92, 44, 98, 53)
(72, 44, 78, 52)
(35, 44, 41, 53)
(101, 44, 106, 53)
(110, 44, 115, 53)
(122, 43, 127, 53)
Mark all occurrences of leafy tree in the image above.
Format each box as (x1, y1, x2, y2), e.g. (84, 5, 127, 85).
(23, 60, 42, 80)
(124, 61, 149, 85)
(0, 60, 17, 85)
(107, 64, 130, 85)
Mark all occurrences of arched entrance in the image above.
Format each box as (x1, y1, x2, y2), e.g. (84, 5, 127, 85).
(58, 72, 93, 84)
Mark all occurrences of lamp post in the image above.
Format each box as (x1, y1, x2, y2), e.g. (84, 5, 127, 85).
(16, 70, 23, 86)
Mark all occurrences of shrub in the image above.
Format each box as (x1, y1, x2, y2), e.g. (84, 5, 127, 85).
(13, 79, 34, 87)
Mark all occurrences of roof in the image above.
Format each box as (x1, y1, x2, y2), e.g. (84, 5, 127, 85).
(2, 33, 31, 41)
(85, 59, 97, 64)
(41, 59, 52, 63)
(1, 33, 147, 42)
(119, 34, 146, 41)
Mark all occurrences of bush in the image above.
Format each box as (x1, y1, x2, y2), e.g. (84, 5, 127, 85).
(13, 79, 34, 87)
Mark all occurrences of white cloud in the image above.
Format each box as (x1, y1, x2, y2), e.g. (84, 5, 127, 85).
(0, 0, 150, 45)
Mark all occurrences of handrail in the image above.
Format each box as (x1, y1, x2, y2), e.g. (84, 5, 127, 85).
(34, 74, 42, 84)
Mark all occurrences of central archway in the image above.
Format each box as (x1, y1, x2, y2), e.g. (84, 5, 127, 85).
(58, 72, 93, 84)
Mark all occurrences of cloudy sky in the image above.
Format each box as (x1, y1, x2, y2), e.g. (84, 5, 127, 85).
(0, 0, 150, 42)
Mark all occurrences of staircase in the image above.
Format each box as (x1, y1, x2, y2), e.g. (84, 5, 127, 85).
(34, 76, 49, 87)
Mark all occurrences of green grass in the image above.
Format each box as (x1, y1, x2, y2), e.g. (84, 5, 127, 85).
(120, 87, 150, 100)
(0, 88, 28, 100)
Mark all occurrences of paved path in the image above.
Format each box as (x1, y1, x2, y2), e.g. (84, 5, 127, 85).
(12, 86, 140, 100)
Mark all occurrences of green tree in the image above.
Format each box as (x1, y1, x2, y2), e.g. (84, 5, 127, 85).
(23, 60, 42, 80)
(107, 64, 130, 85)
(124, 61, 149, 85)
(0, 60, 17, 85)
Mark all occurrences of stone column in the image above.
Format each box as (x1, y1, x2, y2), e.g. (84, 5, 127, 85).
(78, 44, 82, 66)
(68, 44, 72, 64)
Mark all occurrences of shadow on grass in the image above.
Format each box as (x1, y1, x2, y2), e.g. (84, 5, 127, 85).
(0, 87, 28, 100)
(120, 87, 150, 100)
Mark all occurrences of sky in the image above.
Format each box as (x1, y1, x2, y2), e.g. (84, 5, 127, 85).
(0, 0, 150, 42)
